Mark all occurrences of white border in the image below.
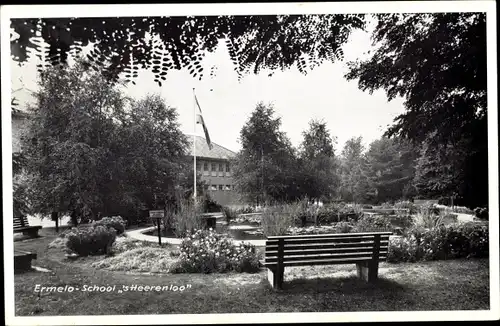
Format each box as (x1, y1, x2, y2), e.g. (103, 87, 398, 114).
(1, 1, 498, 325)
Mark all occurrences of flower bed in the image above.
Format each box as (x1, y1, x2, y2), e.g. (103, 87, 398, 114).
(387, 222, 488, 263)
(169, 228, 261, 274)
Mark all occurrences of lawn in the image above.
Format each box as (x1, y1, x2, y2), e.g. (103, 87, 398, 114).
(13, 228, 490, 316)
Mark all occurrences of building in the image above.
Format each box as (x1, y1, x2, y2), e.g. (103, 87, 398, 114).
(12, 109, 29, 154)
(186, 135, 238, 206)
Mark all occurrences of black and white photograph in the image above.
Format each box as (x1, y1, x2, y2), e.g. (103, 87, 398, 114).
(2, 1, 498, 324)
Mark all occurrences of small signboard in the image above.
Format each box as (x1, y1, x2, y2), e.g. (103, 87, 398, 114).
(149, 210, 165, 218)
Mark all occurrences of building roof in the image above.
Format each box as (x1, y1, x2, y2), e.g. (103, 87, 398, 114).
(186, 135, 237, 160)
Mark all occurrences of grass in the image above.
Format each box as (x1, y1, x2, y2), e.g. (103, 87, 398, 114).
(12, 228, 490, 315)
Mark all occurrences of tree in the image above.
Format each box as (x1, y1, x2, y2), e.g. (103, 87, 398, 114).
(19, 60, 190, 223)
(364, 136, 417, 203)
(345, 13, 487, 207)
(339, 136, 374, 203)
(11, 15, 365, 84)
(412, 133, 468, 202)
(299, 119, 339, 201)
(232, 102, 299, 204)
(21, 60, 125, 222)
(109, 93, 189, 215)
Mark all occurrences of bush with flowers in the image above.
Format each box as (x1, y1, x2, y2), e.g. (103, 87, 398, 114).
(95, 215, 127, 235)
(170, 228, 261, 274)
(387, 222, 488, 263)
(65, 225, 117, 256)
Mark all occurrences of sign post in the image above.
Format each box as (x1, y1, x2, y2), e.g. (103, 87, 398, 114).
(149, 210, 165, 246)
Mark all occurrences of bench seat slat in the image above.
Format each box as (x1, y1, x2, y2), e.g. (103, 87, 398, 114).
(264, 256, 388, 267)
(265, 246, 389, 257)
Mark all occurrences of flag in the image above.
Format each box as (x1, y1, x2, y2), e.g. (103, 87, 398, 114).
(194, 92, 213, 150)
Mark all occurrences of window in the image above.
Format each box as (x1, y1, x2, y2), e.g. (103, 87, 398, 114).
(226, 164, 230, 172)
(203, 162, 208, 171)
(225, 185, 231, 191)
(218, 185, 224, 191)
(211, 163, 217, 171)
(219, 163, 224, 172)
(210, 185, 217, 191)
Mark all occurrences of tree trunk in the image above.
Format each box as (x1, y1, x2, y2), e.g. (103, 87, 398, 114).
(70, 210, 78, 227)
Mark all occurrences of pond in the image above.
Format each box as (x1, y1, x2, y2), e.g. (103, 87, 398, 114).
(144, 222, 267, 241)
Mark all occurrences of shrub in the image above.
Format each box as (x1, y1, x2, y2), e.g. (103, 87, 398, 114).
(95, 215, 127, 234)
(260, 204, 299, 236)
(201, 194, 222, 213)
(353, 214, 393, 233)
(387, 222, 489, 263)
(171, 228, 261, 273)
(413, 204, 445, 228)
(65, 225, 117, 256)
(287, 222, 355, 236)
(474, 207, 488, 220)
(236, 206, 256, 214)
(387, 236, 421, 263)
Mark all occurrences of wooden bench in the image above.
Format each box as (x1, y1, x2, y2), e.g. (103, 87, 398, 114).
(263, 231, 392, 289)
(14, 249, 37, 272)
(14, 215, 42, 237)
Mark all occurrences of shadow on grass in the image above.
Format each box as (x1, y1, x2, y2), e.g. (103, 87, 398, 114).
(279, 275, 407, 294)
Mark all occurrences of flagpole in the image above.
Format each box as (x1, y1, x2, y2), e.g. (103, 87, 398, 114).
(193, 88, 197, 205)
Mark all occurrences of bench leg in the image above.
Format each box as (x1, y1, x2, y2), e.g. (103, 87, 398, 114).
(356, 261, 379, 282)
(267, 266, 284, 289)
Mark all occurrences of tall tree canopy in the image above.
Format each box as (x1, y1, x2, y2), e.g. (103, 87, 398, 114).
(299, 119, 339, 201)
(339, 136, 374, 203)
(345, 13, 488, 207)
(11, 15, 364, 85)
(20, 60, 189, 221)
(232, 102, 299, 204)
(364, 137, 417, 203)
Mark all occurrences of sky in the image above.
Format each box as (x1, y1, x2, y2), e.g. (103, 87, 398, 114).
(10, 18, 406, 155)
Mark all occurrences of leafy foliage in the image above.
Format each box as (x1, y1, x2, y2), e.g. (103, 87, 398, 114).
(364, 137, 418, 203)
(171, 228, 261, 273)
(65, 225, 117, 256)
(338, 136, 374, 203)
(232, 103, 300, 204)
(298, 120, 340, 201)
(388, 222, 489, 263)
(11, 15, 365, 84)
(19, 61, 189, 221)
(95, 216, 127, 235)
(345, 13, 487, 208)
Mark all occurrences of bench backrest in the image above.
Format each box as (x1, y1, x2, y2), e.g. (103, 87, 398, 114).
(264, 232, 392, 267)
(13, 215, 30, 230)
